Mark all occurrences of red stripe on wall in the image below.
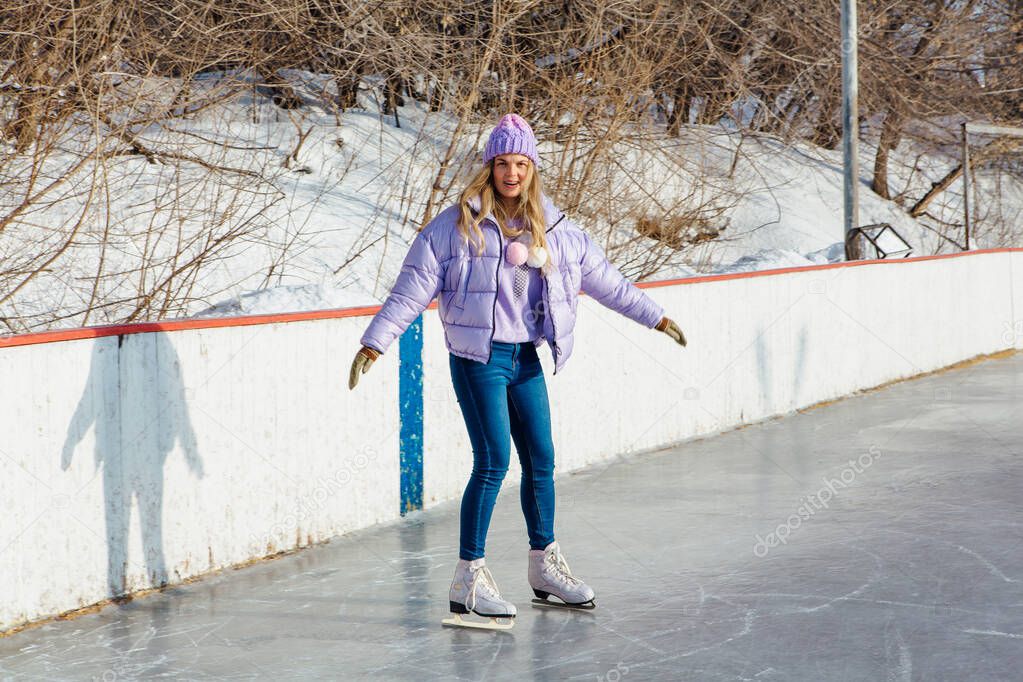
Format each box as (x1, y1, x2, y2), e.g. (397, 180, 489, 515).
(1, 247, 1018, 349)
(638, 247, 1020, 288)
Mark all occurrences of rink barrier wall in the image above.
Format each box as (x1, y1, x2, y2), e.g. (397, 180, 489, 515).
(3, 247, 1020, 350)
(1, 247, 1020, 632)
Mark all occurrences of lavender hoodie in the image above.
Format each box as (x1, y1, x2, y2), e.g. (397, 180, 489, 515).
(359, 193, 664, 375)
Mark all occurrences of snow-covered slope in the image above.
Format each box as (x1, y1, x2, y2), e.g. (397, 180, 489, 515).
(195, 101, 1014, 318)
(3, 70, 1018, 326)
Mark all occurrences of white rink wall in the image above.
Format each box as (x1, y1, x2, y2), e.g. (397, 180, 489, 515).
(2, 250, 1020, 631)
(423, 249, 1023, 503)
(0, 318, 400, 631)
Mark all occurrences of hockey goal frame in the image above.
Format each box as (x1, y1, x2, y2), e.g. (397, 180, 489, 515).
(961, 122, 1023, 250)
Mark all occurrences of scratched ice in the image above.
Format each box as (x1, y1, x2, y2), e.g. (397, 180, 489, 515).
(1, 353, 1021, 680)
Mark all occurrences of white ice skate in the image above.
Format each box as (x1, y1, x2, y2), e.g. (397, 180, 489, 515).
(529, 540, 596, 610)
(442, 557, 516, 630)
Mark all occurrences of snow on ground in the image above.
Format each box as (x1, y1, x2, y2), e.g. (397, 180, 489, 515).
(3, 70, 1019, 325)
(194, 98, 1009, 319)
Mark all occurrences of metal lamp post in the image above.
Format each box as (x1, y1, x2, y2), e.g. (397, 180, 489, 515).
(842, 0, 862, 260)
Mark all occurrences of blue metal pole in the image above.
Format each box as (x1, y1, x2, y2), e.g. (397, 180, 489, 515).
(398, 313, 424, 515)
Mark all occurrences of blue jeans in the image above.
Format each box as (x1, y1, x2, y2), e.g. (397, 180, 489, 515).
(449, 341, 556, 560)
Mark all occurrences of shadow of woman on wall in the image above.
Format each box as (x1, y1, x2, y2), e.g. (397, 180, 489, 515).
(61, 332, 204, 598)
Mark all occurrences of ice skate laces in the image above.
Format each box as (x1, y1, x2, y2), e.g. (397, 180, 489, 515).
(466, 564, 502, 610)
(545, 547, 581, 586)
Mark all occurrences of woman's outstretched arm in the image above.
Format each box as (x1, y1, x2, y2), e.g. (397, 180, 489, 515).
(359, 226, 445, 355)
(575, 224, 664, 329)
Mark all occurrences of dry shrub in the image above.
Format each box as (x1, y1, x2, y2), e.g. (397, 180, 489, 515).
(2, 0, 1020, 330)
(636, 213, 723, 250)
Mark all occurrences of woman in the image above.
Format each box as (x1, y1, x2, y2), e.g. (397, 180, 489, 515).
(350, 114, 687, 629)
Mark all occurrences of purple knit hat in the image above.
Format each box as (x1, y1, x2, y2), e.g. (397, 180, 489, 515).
(482, 113, 540, 168)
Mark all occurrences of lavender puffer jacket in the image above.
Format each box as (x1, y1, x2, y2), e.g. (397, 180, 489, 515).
(359, 193, 664, 375)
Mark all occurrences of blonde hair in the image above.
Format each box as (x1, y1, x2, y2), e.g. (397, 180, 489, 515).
(456, 157, 550, 273)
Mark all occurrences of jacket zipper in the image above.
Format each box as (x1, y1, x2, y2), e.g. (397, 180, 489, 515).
(544, 213, 564, 373)
(543, 273, 559, 374)
(486, 221, 501, 365)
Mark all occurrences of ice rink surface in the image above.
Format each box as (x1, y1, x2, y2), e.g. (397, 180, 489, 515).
(2, 352, 1021, 681)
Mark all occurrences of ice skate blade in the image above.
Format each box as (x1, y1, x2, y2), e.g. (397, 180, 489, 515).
(441, 613, 515, 630)
(531, 597, 597, 611)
